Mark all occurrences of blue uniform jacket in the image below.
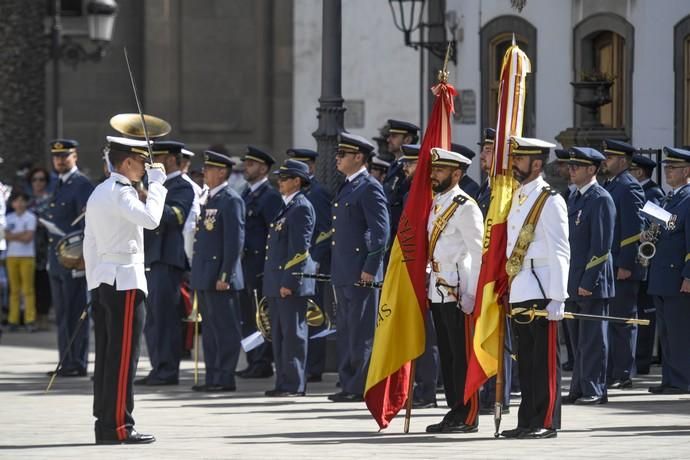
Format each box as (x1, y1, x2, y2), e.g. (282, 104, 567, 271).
(567, 183, 616, 300)
(190, 187, 245, 291)
(46, 170, 94, 276)
(331, 171, 389, 286)
(476, 179, 491, 219)
(383, 159, 409, 236)
(643, 180, 665, 206)
(242, 181, 283, 283)
(262, 192, 316, 297)
(647, 183, 690, 297)
(304, 177, 333, 270)
(144, 173, 195, 270)
(459, 174, 480, 199)
(605, 170, 645, 279)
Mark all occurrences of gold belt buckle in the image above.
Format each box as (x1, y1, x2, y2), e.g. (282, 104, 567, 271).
(431, 261, 440, 272)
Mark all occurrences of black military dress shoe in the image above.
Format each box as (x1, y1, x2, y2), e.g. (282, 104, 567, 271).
(522, 428, 557, 439)
(561, 394, 580, 405)
(265, 389, 306, 397)
(500, 427, 529, 438)
(327, 392, 363, 402)
(426, 420, 477, 434)
(134, 377, 150, 385)
(608, 378, 632, 390)
(649, 385, 687, 395)
(96, 429, 156, 445)
(574, 395, 606, 405)
(205, 384, 237, 392)
(143, 377, 178, 386)
(238, 365, 273, 379)
(48, 368, 87, 377)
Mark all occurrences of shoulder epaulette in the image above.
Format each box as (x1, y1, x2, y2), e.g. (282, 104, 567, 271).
(543, 185, 558, 196)
(453, 194, 468, 205)
(116, 181, 131, 187)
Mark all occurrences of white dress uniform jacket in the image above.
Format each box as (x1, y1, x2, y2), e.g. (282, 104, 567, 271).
(506, 175, 570, 304)
(83, 172, 167, 296)
(427, 185, 484, 304)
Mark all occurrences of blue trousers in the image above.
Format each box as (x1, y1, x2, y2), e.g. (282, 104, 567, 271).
(655, 295, 690, 391)
(306, 281, 329, 377)
(49, 272, 89, 372)
(143, 263, 184, 381)
(567, 299, 609, 398)
(607, 279, 639, 381)
(635, 280, 656, 373)
(334, 285, 376, 395)
(268, 295, 308, 393)
(413, 308, 439, 403)
(198, 290, 242, 386)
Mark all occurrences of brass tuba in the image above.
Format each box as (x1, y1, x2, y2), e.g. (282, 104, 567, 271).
(255, 297, 330, 342)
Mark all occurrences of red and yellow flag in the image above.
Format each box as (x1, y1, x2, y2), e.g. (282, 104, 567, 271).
(364, 81, 456, 429)
(464, 43, 531, 402)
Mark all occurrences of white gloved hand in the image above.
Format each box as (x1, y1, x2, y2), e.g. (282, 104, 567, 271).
(460, 294, 476, 315)
(545, 300, 565, 321)
(146, 162, 167, 185)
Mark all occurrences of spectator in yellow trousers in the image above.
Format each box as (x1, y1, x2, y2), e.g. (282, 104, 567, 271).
(5, 192, 37, 332)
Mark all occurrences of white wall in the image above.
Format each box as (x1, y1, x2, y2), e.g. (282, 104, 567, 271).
(293, 0, 419, 151)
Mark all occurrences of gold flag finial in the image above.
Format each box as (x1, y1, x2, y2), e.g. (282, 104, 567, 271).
(437, 42, 453, 83)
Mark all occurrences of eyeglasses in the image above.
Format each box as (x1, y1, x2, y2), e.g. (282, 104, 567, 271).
(31, 177, 47, 182)
(335, 151, 356, 158)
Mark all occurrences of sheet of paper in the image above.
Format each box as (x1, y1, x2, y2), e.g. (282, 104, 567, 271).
(39, 218, 66, 237)
(240, 330, 265, 352)
(641, 201, 672, 226)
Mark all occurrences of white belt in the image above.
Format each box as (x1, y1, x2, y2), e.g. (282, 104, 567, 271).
(522, 258, 549, 270)
(100, 253, 144, 265)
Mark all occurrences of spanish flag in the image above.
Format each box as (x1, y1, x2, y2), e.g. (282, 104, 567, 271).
(365, 80, 456, 429)
(464, 43, 530, 402)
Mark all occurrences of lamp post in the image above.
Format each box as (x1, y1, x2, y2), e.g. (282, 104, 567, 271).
(388, 0, 457, 128)
(50, 0, 118, 138)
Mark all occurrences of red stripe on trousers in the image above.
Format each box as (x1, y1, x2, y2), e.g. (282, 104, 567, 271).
(116, 290, 134, 440)
(544, 321, 557, 429)
(463, 317, 478, 425)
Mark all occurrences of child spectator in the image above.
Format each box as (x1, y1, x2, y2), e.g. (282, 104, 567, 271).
(5, 192, 37, 332)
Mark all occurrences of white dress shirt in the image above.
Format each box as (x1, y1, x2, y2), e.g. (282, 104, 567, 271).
(427, 185, 484, 303)
(346, 166, 368, 183)
(506, 175, 570, 303)
(83, 172, 167, 295)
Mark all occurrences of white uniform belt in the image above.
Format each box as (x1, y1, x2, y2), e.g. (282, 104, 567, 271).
(521, 258, 549, 270)
(100, 253, 144, 265)
(431, 261, 455, 273)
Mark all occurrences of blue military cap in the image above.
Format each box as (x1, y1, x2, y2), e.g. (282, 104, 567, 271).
(631, 154, 657, 170)
(273, 159, 311, 183)
(602, 139, 635, 157)
(568, 146, 606, 166)
(369, 154, 391, 171)
(151, 140, 185, 156)
(401, 144, 420, 161)
(338, 132, 375, 156)
(106, 136, 151, 160)
(510, 136, 556, 155)
(286, 148, 318, 162)
(242, 145, 275, 167)
(662, 146, 690, 164)
(50, 139, 79, 155)
(181, 148, 195, 158)
(450, 143, 476, 160)
(205, 149, 235, 168)
(554, 149, 569, 162)
(478, 128, 496, 146)
(387, 119, 419, 137)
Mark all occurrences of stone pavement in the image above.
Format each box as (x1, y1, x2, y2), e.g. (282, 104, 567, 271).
(1, 328, 689, 459)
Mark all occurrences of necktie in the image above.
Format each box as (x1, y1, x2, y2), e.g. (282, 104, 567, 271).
(241, 187, 250, 199)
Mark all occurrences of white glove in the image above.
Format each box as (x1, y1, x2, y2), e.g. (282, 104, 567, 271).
(545, 300, 565, 321)
(460, 294, 476, 315)
(146, 162, 167, 185)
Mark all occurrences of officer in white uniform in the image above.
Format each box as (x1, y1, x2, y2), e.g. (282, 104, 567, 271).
(424, 147, 484, 434)
(84, 136, 167, 445)
(500, 136, 570, 440)
(180, 148, 203, 264)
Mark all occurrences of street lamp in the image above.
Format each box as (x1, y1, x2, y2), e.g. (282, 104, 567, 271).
(51, 0, 118, 137)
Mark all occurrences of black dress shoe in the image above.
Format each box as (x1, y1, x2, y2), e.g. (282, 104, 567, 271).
(328, 392, 363, 402)
(522, 428, 557, 439)
(265, 389, 306, 397)
(426, 420, 477, 433)
(649, 385, 687, 395)
(561, 394, 580, 405)
(204, 384, 237, 392)
(96, 429, 156, 445)
(134, 377, 150, 385)
(235, 367, 251, 377)
(500, 427, 529, 438)
(608, 379, 632, 390)
(57, 368, 87, 377)
(192, 384, 210, 392)
(574, 395, 606, 405)
(412, 399, 438, 409)
(306, 374, 322, 383)
(144, 377, 178, 386)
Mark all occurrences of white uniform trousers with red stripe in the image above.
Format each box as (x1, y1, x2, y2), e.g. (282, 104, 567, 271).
(512, 299, 562, 430)
(93, 283, 145, 441)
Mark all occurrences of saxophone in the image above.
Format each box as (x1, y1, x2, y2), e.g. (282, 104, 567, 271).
(637, 223, 661, 267)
